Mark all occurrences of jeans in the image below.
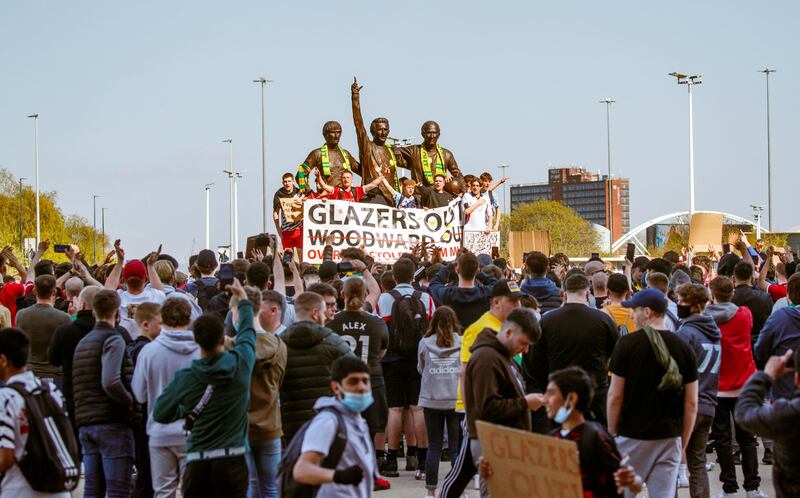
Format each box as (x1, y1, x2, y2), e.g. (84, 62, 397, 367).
(183, 455, 248, 498)
(685, 414, 713, 498)
(245, 438, 282, 498)
(149, 445, 186, 498)
(422, 408, 460, 491)
(79, 423, 135, 498)
(713, 397, 761, 493)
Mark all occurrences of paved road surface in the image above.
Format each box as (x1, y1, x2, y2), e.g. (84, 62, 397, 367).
(67, 448, 775, 497)
(380, 450, 775, 497)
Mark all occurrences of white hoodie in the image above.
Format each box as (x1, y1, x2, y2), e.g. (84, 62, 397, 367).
(132, 329, 200, 447)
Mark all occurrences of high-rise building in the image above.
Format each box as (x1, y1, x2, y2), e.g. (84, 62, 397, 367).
(510, 167, 630, 242)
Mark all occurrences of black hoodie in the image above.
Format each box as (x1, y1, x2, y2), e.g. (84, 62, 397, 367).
(428, 264, 499, 328)
(49, 309, 96, 418)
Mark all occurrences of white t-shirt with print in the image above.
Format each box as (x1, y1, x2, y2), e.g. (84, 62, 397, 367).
(0, 370, 71, 498)
(461, 192, 491, 231)
(118, 287, 167, 339)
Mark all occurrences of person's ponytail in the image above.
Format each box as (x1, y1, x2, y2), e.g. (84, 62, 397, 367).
(343, 277, 366, 311)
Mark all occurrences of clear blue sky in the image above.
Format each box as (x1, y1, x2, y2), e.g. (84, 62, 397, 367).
(1, 1, 797, 262)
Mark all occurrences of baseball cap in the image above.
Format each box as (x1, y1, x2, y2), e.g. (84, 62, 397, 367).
(621, 288, 667, 313)
(490, 279, 525, 299)
(122, 260, 147, 281)
(196, 249, 217, 269)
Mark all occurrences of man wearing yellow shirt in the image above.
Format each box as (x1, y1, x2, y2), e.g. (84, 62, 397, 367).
(439, 279, 523, 498)
(604, 273, 637, 334)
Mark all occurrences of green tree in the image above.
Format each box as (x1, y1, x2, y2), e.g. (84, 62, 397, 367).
(501, 200, 600, 256)
(0, 168, 104, 263)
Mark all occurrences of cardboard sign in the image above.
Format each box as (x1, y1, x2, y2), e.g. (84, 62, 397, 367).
(508, 230, 551, 269)
(464, 230, 500, 255)
(689, 213, 724, 253)
(279, 197, 304, 223)
(476, 421, 583, 498)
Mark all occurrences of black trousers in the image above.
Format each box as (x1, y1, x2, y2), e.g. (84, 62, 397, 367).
(183, 455, 249, 498)
(713, 397, 761, 493)
(439, 414, 476, 498)
(132, 422, 153, 498)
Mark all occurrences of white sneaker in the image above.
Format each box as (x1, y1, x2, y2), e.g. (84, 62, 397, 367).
(705, 460, 715, 471)
(746, 490, 769, 498)
(677, 463, 689, 488)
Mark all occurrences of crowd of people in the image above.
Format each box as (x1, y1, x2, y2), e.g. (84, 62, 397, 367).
(0, 185, 798, 498)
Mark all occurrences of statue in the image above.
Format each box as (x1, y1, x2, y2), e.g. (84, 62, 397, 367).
(395, 121, 462, 189)
(297, 121, 360, 191)
(351, 77, 403, 206)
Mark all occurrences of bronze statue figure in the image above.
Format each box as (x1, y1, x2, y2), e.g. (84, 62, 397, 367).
(395, 121, 462, 188)
(297, 121, 360, 191)
(351, 77, 403, 206)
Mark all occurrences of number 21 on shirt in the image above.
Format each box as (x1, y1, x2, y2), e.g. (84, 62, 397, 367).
(343, 335, 370, 365)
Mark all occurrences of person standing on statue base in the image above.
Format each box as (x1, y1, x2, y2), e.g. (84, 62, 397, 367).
(273, 173, 305, 252)
(297, 121, 360, 191)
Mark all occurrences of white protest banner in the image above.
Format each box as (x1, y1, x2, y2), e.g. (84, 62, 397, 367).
(476, 421, 583, 498)
(303, 198, 463, 264)
(463, 230, 500, 255)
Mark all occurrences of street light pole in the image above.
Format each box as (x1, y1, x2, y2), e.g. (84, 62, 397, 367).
(498, 164, 510, 214)
(233, 172, 243, 256)
(93, 195, 101, 264)
(18, 178, 26, 254)
(669, 73, 702, 215)
(222, 139, 234, 256)
(751, 204, 765, 240)
(204, 183, 214, 250)
(253, 77, 273, 234)
(760, 68, 776, 231)
(27, 114, 40, 244)
(101, 208, 107, 251)
(600, 98, 615, 250)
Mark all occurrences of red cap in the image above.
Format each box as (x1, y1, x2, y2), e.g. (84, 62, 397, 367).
(122, 260, 147, 281)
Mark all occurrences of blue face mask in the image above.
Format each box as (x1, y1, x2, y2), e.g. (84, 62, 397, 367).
(553, 395, 574, 424)
(339, 387, 374, 413)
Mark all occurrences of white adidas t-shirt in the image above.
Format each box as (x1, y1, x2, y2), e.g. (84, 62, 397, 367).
(0, 371, 71, 498)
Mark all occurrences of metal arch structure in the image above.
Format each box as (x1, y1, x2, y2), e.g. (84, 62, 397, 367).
(611, 210, 769, 254)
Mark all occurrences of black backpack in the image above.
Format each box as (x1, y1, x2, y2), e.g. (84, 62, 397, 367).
(278, 407, 347, 497)
(3, 381, 80, 493)
(194, 279, 220, 312)
(388, 290, 428, 358)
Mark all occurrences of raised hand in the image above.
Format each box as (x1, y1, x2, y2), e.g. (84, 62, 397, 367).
(351, 76, 363, 94)
(226, 277, 247, 301)
(147, 244, 162, 267)
(113, 239, 125, 263)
